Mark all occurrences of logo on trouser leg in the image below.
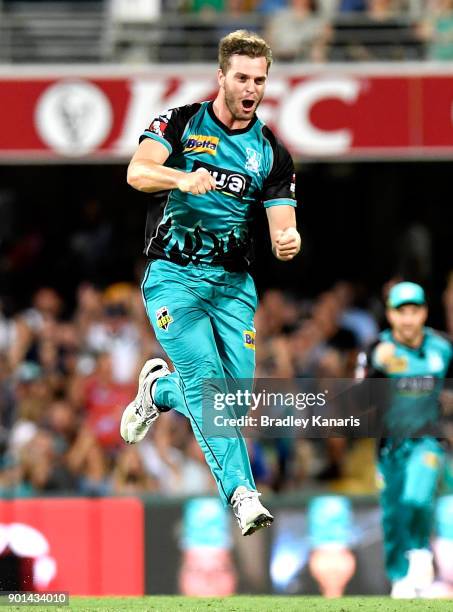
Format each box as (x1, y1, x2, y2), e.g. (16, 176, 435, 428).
(423, 452, 439, 469)
(243, 330, 255, 350)
(156, 306, 174, 331)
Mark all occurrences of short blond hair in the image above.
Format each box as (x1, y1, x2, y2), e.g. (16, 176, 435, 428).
(218, 30, 273, 74)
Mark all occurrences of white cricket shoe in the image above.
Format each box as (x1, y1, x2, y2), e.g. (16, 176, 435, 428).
(231, 486, 274, 536)
(120, 358, 170, 444)
(391, 578, 418, 599)
(406, 549, 434, 591)
(391, 549, 434, 599)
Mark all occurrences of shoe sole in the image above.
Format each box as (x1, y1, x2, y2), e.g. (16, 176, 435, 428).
(243, 513, 274, 536)
(120, 358, 169, 444)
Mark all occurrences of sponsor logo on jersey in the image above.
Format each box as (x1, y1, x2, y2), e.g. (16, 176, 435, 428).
(149, 111, 173, 138)
(245, 148, 261, 173)
(423, 452, 440, 469)
(290, 173, 296, 195)
(156, 306, 174, 331)
(386, 356, 408, 373)
(192, 160, 251, 198)
(243, 330, 256, 350)
(184, 134, 219, 155)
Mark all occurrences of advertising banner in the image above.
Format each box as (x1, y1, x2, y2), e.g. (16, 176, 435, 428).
(0, 498, 144, 595)
(2, 65, 453, 161)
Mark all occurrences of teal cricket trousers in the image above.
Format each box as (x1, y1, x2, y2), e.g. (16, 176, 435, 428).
(378, 437, 445, 580)
(141, 259, 257, 505)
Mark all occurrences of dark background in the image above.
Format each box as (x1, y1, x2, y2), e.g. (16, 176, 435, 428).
(0, 161, 451, 325)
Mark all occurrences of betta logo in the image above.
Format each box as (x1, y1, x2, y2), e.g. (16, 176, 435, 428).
(184, 134, 219, 155)
(192, 161, 251, 198)
(156, 306, 174, 331)
(243, 330, 256, 350)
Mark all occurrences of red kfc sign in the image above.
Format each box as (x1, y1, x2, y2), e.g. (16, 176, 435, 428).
(0, 498, 144, 595)
(2, 65, 453, 159)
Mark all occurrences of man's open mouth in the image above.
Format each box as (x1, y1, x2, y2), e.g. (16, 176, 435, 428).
(242, 100, 254, 111)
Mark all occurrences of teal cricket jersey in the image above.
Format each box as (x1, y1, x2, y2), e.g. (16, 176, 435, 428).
(365, 328, 453, 440)
(140, 101, 296, 271)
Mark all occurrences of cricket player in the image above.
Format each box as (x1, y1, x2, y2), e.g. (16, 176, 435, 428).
(359, 282, 453, 597)
(120, 30, 301, 535)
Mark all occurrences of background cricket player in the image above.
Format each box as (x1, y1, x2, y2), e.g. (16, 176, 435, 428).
(120, 30, 301, 535)
(360, 281, 453, 598)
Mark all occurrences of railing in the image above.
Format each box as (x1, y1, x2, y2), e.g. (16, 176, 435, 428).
(0, 1, 426, 64)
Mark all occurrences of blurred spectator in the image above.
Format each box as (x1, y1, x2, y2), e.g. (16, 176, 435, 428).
(255, 312, 295, 378)
(331, 0, 421, 60)
(73, 352, 135, 455)
(256, 0, 287, 15)
(265, 0, 332, 61)
(14, 429, 77, 496)
(136, 415, 214, 495)
(334, 282, 379, 348)
(339, 0, 366, 11)
(83, 283, 144, 384)
(188, 0, 225, 13)
(46, 398, 107, 495)
(111, 446, 158, 494)
(10, 288, 63, 370)
(0, 274, 450, 498)
(418, 0, 453, 59)
(8, 363, 51, 459)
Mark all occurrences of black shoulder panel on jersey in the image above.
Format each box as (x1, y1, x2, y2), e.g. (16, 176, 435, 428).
(261, 125, 295, 202)
(140, 103, 203, 156)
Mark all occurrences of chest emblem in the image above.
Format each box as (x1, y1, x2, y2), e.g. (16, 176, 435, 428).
(427, 351, 444, 373)
(245, 148, 261, 173)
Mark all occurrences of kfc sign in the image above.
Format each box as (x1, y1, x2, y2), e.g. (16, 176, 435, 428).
(2, 65, 453, 159)
(0, 498, 144, 595)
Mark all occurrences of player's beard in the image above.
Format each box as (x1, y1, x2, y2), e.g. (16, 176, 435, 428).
(224, 83, 263, 122)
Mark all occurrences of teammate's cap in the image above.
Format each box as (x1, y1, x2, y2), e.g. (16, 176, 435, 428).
(387, 282, 426, 309)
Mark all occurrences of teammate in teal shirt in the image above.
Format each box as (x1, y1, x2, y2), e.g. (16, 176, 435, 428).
(120, 30, 301, 536)
(361, 282, 453, 597)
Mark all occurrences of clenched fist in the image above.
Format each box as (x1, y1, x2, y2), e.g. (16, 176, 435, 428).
(177, 167, 217, 195)
(273, 227, 301, 261)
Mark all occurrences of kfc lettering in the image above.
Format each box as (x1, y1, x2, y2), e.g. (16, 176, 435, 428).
(1, 65, 453, 159)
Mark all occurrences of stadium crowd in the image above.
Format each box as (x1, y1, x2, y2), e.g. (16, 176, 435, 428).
(118, 0, 453, 63)
(1, 273, 452, 499)
(2, 0, 453, 63)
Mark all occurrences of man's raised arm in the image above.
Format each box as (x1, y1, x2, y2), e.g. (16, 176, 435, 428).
(266, 205, 301, 261)
(127, 138, 216, 195)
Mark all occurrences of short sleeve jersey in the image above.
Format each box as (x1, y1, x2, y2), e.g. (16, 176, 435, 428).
(140, 101, 296, 272)
(360, 327, 453, 439)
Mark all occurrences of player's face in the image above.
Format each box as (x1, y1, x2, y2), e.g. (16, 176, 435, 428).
(218, 55, 268, 121)
(387, 304, 428, 344)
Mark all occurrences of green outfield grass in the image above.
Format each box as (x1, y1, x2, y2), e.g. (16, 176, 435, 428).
(4, 596, 453, 612)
